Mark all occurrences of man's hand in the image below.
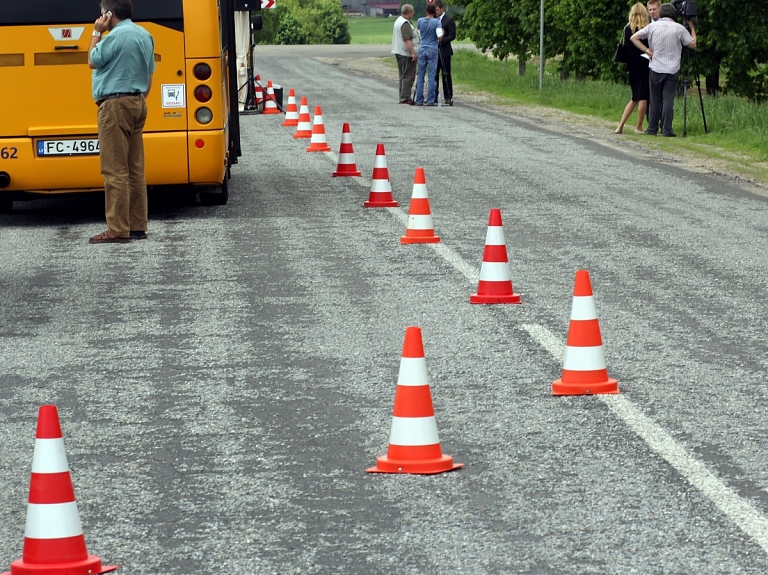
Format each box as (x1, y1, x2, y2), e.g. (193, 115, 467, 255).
(93, 13, 111, 34)
(687, 21, 697, 48)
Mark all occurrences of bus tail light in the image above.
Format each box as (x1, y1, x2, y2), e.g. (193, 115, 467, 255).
(0, 172, 10, 188)
(194, 85, 213, 103)
(195, 108, 213, 124)
(195, 139, 205, 149)
(194, 63, 212, 81)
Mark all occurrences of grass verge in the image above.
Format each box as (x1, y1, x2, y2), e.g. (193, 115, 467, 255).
(347, 15, 473, 46)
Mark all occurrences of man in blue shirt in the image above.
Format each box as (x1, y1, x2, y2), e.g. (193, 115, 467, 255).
(415, 3, 442, 106)
(88, 0, 155, 243)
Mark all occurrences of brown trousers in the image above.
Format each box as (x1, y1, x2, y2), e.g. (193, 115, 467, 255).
(98, 95, 148, 238)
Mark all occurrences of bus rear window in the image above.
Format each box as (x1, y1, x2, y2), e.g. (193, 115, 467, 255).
(0, 0, 183, 26)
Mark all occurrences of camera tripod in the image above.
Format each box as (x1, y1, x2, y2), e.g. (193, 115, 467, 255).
(680, 38, 708, 136)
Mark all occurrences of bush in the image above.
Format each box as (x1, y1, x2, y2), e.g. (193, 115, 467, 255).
(276, 11, 308, 44)
(256, 0, 349, 45)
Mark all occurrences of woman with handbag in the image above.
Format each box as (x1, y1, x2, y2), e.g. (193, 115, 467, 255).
(614, 2, 650, 134)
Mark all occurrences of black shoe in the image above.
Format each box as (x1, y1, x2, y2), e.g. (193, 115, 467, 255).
(130, 230, 148, 239)
(445, 99, 453, 106)
(427, 102, 437, 106)
(406, 99, 416, 106)
(414, 102, 424, 106)
(644, 131, 657, 136)
(663, 132, 677, 137)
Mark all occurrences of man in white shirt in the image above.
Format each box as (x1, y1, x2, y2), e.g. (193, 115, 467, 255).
(392, 4, 417, 105)
(632, 3, 696, 137)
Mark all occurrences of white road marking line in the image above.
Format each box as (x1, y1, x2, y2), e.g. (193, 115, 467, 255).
(522, 323, 768, 554)
(387, 207, 479, 283)
(336, 122, 768, 555)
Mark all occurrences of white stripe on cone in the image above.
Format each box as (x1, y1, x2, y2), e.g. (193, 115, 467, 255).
(478, 261, 512, 281)
(296, 119, 311, 130)
(264, 87, 278, 111)
(284, 98, 298, 120)
(484, 226, 505, 246)
(24, 501, 83, 539)
(406, 214, 435, 230)
(338, 153, 355, 163)
(563, 345, 607, 370)
(570, 296, 598, 320)
(388, 416, 440, 446)
(371, 179, 392, 193)
(31, 438, 69, 473)
(411, 183, 428, 198)
(397, 357, 429, 386)
(309, 117, 328, 145)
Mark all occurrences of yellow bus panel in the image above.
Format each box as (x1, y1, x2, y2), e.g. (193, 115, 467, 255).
(0, 132, 190, 193)
(184, 0, 223, 59)
(144, 133, 191, 185)
(188, 131, 226, 184)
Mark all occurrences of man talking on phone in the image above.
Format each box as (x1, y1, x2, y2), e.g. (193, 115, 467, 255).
(88, 0, 155, 243)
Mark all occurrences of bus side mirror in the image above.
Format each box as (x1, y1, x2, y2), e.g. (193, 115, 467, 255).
(252, 14, 263, 31)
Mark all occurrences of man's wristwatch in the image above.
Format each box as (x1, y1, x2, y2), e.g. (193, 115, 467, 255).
(92, 31, 102, 37)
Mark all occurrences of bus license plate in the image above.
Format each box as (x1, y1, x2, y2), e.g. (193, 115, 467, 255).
(37, 139, 100, 156)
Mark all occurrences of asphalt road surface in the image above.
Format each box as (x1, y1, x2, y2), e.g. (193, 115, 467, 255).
(1, 45, 768, 575)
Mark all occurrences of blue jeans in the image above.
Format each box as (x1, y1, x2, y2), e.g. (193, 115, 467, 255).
(415, 47, 438, 104)
(648, 70, 679, 136)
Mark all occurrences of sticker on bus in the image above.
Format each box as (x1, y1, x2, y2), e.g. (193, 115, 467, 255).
(162, 85, 186, 108)
(38, 139, 100, 156)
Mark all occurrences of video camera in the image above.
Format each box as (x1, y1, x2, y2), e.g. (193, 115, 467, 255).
(671, 0, 697, 20)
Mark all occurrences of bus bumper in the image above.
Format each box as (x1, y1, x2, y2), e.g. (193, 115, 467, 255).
(0, 130, 226, 194)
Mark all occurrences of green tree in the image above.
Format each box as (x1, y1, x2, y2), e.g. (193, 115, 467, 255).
(408, 0, 428, 18)
(453, 0, 541, 75)
(255, 0, 350, 45)
(255, 5, 288, 44)
(276, 10, 308, 44)
(693, 0, 768, 100)
(313, 0, 351, 44)
(549, 0, 626, 80)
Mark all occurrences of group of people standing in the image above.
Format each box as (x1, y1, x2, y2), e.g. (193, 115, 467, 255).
(392, 0, 455, 106)
(615, 0, 696, 137)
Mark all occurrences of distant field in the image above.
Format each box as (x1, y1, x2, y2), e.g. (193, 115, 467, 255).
(347, 16, 397, 45)
(347, 15, 472, 45)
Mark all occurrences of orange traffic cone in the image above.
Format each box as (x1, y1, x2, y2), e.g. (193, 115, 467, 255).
(469, 208, 521, 304)
(367, 326, 463, 475)
(2, 406, 117, 575)
(401, 167, 440, 244)
(364, 144, 398, 208)
(254, 75, 264, 110)
(306, 106, 332, 152)
(552, 270, 619, 395)
(262, 80, 280, 115)
(281, 88, 299, 126)
(332, 123, 362, 177)
(293, 97, 312, 139)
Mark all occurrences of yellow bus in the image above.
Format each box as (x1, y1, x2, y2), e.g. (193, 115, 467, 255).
(0, 0, 246, 212)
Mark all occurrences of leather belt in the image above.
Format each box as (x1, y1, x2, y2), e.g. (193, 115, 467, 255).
(96, 92, 142, 106)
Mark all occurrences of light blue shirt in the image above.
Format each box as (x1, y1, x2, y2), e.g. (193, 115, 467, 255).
(417, 17, 441, 51)
(90, 19, 155, 101)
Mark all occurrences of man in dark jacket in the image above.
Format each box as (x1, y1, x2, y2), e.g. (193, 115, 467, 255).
(434, 0, 456, 106)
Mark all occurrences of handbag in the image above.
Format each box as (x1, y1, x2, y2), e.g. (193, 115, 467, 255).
(613, 42, 627, 63)
(613, 25, 628, 63)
